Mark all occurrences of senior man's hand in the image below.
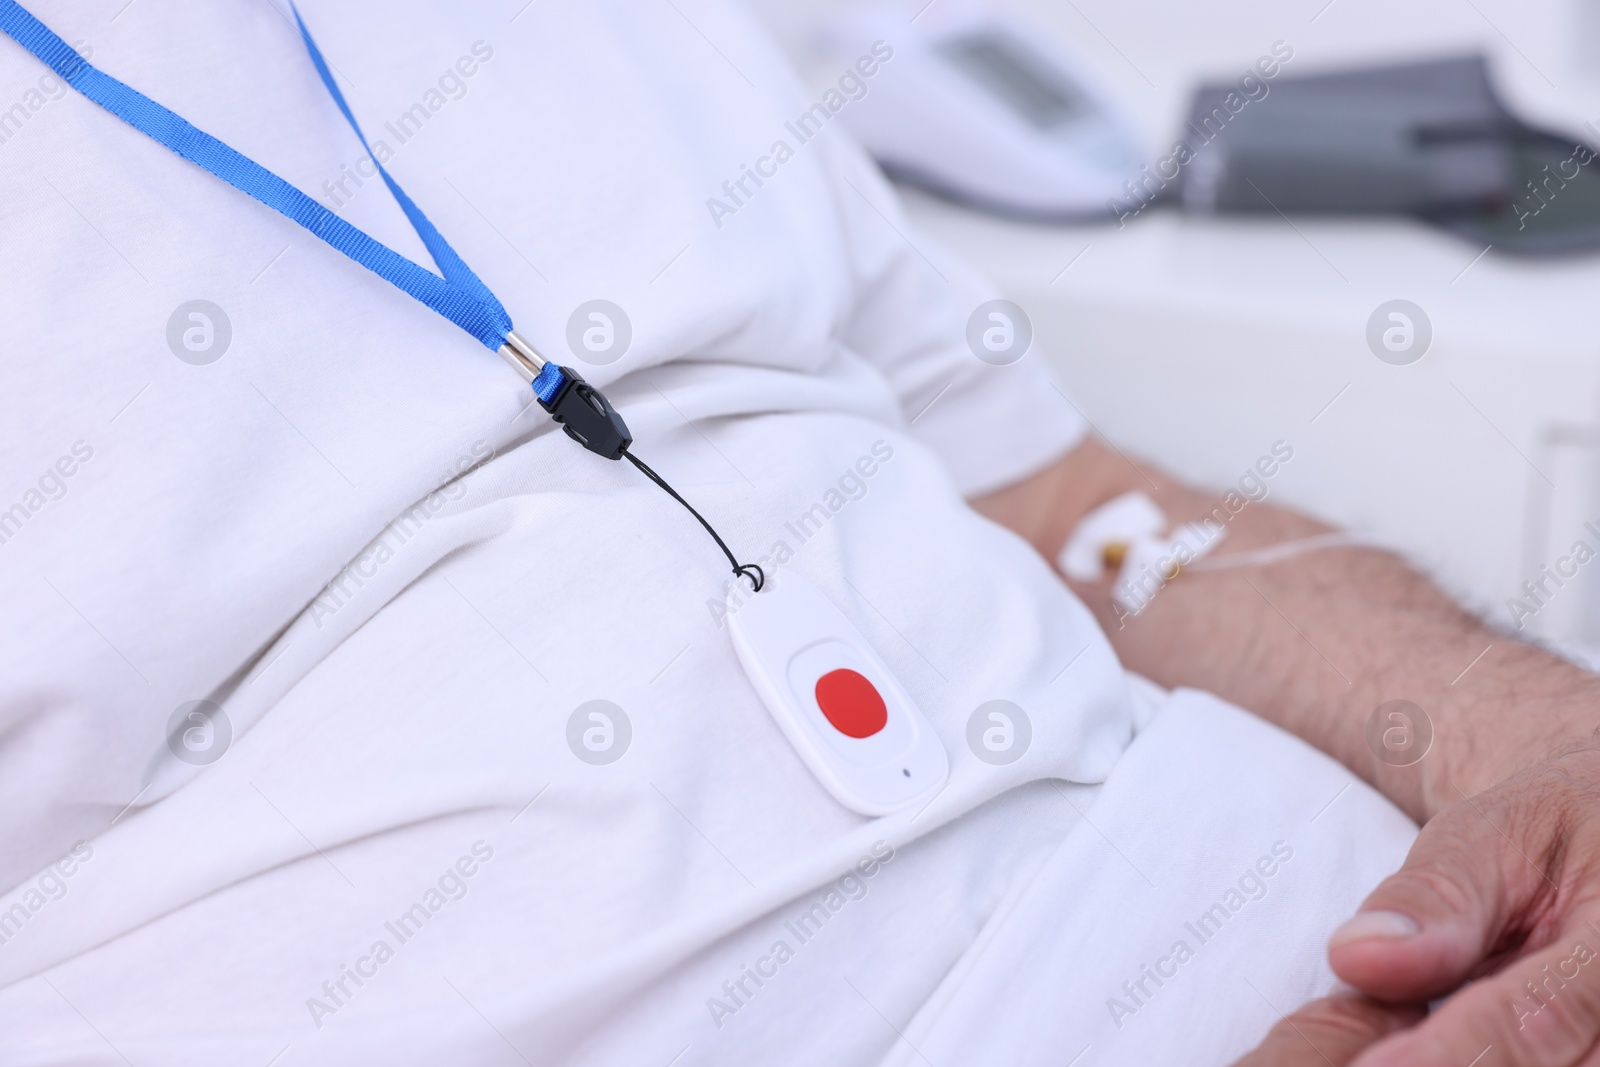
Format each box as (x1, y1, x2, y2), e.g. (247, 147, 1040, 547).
(1235, 742, 1600, 1066)
(1232, 995, 1421, 1065)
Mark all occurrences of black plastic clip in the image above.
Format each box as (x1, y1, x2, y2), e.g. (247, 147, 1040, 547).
(538, 365, 633, 461)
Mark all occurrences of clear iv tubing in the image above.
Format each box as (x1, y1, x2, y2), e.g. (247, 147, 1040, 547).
(1184, 532, 1389, 572)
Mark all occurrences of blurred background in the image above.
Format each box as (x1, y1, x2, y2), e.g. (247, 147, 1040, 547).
(747, 0, 1600, 664)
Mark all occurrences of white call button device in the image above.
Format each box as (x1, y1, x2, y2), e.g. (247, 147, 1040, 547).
(729, 571, 949, 815)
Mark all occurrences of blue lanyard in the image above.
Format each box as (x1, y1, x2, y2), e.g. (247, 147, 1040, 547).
(0, 1, 512, 351)
(0, 0, 764, 590)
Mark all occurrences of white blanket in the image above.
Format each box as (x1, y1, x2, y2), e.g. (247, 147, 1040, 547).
(884, 686, 1417, 1067)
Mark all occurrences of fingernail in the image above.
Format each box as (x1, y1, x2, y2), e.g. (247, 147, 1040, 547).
(1330, 909, 1419, 947)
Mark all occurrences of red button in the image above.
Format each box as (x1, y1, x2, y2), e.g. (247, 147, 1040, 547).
(814, 669, 887, 738)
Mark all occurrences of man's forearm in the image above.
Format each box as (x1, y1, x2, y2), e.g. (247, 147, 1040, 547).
(974, 437, 1600, 822)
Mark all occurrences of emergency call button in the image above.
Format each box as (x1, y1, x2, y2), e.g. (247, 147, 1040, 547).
(814, 668, 888, 738)
(727, 570, 950, 814)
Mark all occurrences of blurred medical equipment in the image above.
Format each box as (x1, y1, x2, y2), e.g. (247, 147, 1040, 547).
(810, 0, 1600, 256)
(1176, 54, 1600, 255)
(816, 0, 1145, 219)
(1179, 56, 1515, 217)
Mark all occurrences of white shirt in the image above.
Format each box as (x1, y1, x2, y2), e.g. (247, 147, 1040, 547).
(0, 2, 1414, 1064)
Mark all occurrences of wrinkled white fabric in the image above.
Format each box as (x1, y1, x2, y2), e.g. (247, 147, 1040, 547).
(0, 2, 1412, 1063)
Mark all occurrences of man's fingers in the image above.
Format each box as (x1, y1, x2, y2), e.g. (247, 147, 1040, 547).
(1329, 802, 1544, 1002)
(1232, 994, 1423, 1066)
(1351, 927, 1600, 1067)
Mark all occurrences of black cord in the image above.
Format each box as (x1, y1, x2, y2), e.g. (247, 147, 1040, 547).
(623, 450, 765, 592)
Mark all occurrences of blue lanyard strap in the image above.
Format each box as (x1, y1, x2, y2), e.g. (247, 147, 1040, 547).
(0, 0, 511, 351)
(0, 0, 765, 592)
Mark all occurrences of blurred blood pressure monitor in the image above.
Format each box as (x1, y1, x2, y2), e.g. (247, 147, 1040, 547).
(817, 2, 1145, 218)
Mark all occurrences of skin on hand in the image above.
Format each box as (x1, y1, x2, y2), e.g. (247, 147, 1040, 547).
(1328, 745, 1600, 1066)
(1231, 995, 1423, 1066)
